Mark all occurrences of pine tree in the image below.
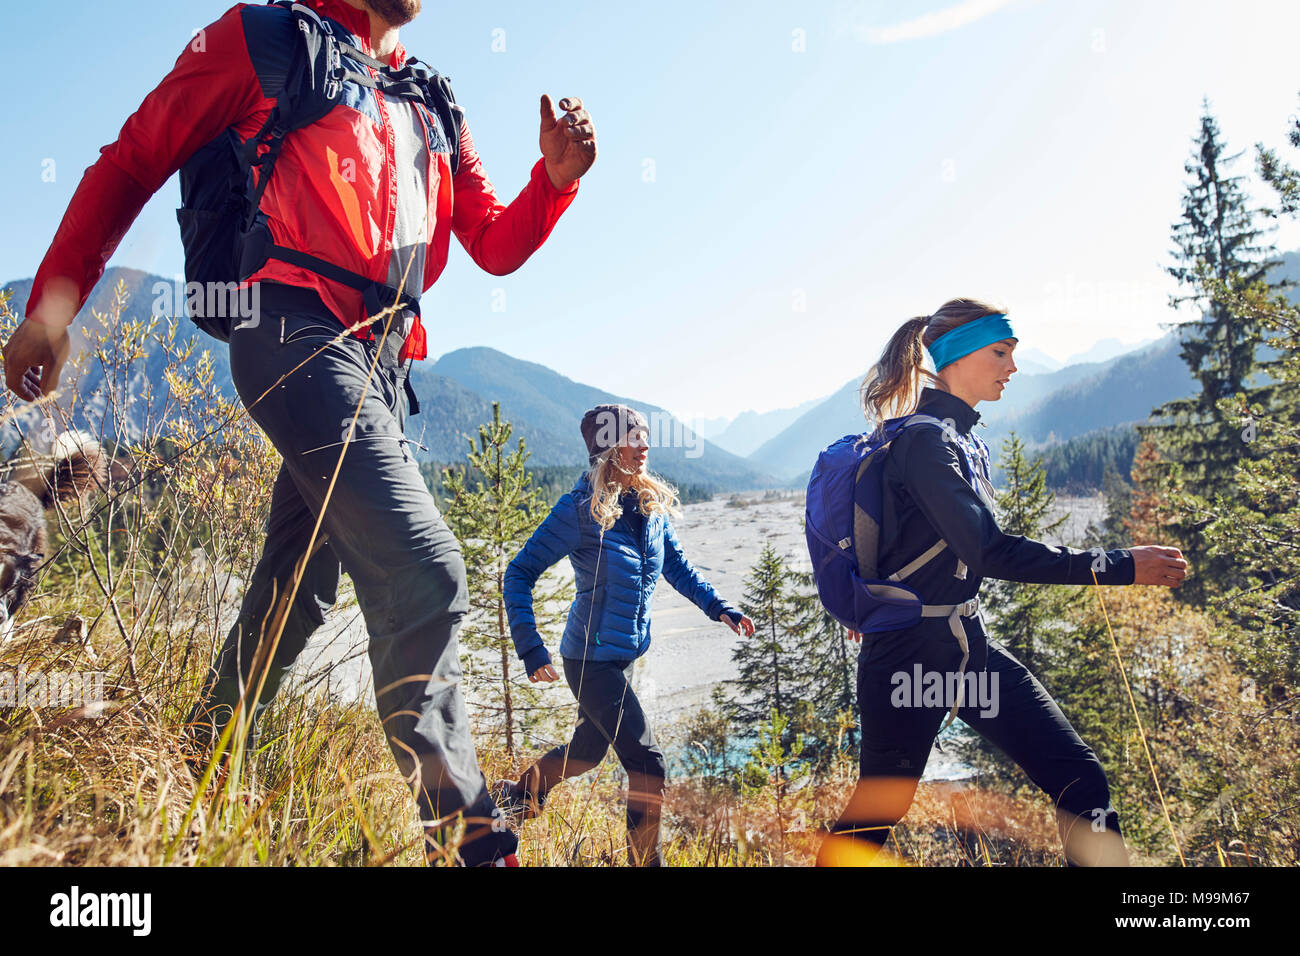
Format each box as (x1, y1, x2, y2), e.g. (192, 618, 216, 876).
(1138, 101, 1282, 604)
(681, 686, 735, 786)
(724, 544, 805, 743)
(1257, 94, 1300, 217)
(1190, 280, 1300, 685)
(1181, 101, 1300, 684)
(1167, 104, 1277, 317)
(441, 402, 573, 756)
(791, 573, 857, 755)
(738, 708, 809, 866)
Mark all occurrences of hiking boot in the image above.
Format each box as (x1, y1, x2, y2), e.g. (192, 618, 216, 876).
(491, 763, 546, 825)
(489, 778, 524, 825)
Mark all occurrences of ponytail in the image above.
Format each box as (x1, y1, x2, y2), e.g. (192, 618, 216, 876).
(860, 316, 936, 428)
(859, 297, 1007, 429)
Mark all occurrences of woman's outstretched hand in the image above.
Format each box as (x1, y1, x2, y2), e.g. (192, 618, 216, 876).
(1129, 545, 1189, 587)
(529, 664, 559, 683)
(722, 612, 756, 637)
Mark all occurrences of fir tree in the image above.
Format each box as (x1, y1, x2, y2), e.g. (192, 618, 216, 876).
(738, 709, 809, 867)
(1257, 93, 1300, 219)
(441, 402, 573, 755)
(1183, 99, 1300, 682)
(1189, 279, 1300, 686)
(724, 544, 805, 743)
(681, 686, 735, 786)
(791, 572, 858, 755)
(1139, 101, 1281, 604)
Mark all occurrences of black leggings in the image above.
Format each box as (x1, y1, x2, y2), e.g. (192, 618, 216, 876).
(532, 657, 668, 864)
(833, 626, 1122, 859)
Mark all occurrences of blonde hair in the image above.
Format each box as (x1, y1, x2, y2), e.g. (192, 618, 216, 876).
(858, 297, 1007, 429)
(583, 447, 682, 531)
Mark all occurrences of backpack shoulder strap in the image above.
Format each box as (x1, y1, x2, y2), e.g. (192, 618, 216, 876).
(240, 1, 464, 190)
(238, 2, 343, 229)
(878, 412, 967, 583)
(378, 58, 464, 176)
(898, 412, 952, 434)
(895, 412, 977, 480)
(240, 2, 300, 101)
(886, 537, 949, 582)
(420, 67, 464, 177)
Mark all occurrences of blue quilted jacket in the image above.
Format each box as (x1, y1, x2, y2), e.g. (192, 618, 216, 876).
(504, 474, 738, 674)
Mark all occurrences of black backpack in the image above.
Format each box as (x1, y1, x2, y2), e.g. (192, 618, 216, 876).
(175, 0, 463, 341)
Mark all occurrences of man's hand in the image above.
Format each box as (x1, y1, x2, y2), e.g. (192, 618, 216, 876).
(3, 277, 77, 401)
(1129, 545, 1189, 587)
(540, 94, 596, 190)
(529, 663, 559, 683)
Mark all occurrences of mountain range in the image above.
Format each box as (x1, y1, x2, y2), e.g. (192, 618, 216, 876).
(4, 257, 1291, 493)
(745, 252, 1300, 485)
(0, 268, 777, 492)
(690, 396, 824, 457)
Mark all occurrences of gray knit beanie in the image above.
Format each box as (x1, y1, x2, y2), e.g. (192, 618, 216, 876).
(580, 404, 649, 466)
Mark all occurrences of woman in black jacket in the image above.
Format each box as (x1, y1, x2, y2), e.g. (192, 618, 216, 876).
(818, 298, 1188, 867)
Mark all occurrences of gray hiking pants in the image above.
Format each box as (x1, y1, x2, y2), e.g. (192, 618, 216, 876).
(185, 283, 513, 865)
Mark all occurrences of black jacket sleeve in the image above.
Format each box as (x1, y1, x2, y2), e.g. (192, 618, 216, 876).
(896, 426, 1135, 586)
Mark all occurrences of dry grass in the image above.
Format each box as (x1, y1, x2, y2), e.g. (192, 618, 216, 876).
(3, 610, 1070, 868)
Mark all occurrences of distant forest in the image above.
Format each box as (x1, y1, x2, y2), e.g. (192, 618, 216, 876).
(1028, 424, 1142, 494)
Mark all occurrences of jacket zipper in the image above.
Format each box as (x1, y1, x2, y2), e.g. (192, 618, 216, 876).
(636, 509, 649, 639)
(615, 506, 650, 643)
(372, 67, 397, 308)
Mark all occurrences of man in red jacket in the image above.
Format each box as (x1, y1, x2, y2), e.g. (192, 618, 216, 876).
(2, 0, 595, 866)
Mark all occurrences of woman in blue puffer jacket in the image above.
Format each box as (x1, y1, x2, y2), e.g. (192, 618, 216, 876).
(497, 403, 754, 866)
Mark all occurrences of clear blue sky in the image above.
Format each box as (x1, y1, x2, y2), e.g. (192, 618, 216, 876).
(6, 0, 1300, 423)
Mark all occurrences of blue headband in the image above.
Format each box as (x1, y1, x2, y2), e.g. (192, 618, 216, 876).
(926, 313, 1017, 371)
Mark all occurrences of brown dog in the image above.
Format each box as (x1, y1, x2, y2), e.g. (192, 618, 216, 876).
(0, 440, 109, 642)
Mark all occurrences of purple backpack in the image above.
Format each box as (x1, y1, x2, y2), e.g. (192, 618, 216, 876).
(805, 413, 995, 635)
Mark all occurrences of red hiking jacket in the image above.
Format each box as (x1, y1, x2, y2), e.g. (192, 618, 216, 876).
(26, 0, 579, 361)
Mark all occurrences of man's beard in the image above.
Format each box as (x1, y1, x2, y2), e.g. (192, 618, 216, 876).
(366, 0, 421, 27)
